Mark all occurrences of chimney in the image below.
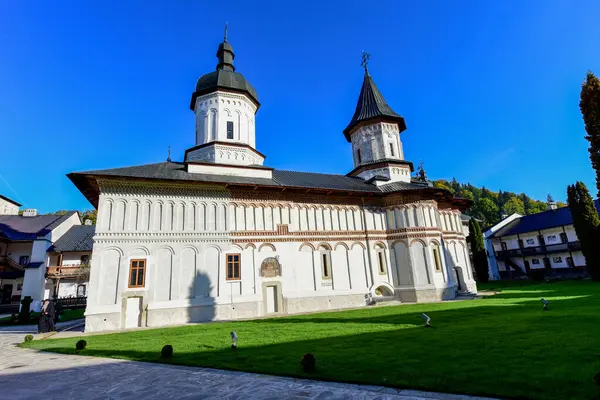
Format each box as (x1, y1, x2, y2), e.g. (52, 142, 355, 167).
(84, 219, 92, 226)
(548, 202, 557, 210)
(22, 208, 38, 217)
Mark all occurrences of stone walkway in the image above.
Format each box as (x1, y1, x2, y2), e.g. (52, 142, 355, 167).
(0, 324, 496, 400)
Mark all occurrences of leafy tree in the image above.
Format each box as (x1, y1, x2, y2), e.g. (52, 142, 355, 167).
(433, 181, 454, 194)
(580, 71, 600, 197)
(528, 201, 549, 214)
(567, 181, 600, 281)
(457, 190, 474, 201)
(502, 197, 525, 216)
(431, 179, 564, 222)
(468, 218, 488, 282)
(46, 210, 68, 216)
(473, 198, 499, 226)
(81, 209, 97, 225)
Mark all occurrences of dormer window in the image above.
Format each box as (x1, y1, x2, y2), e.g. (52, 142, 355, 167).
(227, 121, 234, 139)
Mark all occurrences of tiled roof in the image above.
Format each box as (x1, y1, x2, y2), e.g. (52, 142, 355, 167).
(343, 74, 406, 140)
(49, 225, 95, 252)
(0, 212, 77, 241)
(488, 201, 600, 238)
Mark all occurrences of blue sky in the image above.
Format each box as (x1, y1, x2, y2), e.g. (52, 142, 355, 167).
(1, 1, 599, 213)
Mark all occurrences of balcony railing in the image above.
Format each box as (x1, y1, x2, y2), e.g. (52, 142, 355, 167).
(495, 241, 581, 259)
(0, 255, 25, 271)
(47, 263, 90, 279)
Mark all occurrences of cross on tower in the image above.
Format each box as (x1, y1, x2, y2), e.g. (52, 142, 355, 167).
(361, 51, 371, 74)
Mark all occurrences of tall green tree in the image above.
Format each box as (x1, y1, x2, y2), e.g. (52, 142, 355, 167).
(580, 71, 600, 197)
(473, 198, 499, 226)
(468, 218, 489, 282)
(567, 181, 600, 281)
(502, 197, 525, 216)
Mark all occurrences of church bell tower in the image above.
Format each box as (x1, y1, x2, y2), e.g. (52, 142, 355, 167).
(344, 53, 413, 185)
(185, 26, 265, 168)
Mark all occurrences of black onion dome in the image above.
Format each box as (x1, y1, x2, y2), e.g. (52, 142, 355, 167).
(190, 38, 259, 110)
(343, 72, 405, 141)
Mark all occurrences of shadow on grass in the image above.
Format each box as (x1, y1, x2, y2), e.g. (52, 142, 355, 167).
(26, 284, 600, 400)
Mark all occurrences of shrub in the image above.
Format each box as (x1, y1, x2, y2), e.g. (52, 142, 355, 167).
(23, 334, 34, 343)
(75, 340, 87, 352)
(300, 353, 316, 372)
(161, 344, 173, 359)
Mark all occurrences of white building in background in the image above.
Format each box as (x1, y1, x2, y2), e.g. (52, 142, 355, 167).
(69, 32, 477, 333)
(0, 204, 92, 313)
(484, 201, 591, 280)
(0, 195, 20, 215)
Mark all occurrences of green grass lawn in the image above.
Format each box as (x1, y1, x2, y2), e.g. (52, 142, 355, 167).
(23, 281, 600, 400)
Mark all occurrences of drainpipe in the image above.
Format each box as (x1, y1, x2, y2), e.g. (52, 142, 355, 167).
(361, 197, 374, 287)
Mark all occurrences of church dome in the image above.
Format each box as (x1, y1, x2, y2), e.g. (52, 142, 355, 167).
(193, 70, 258, 107)
(190, 33, 259, 110)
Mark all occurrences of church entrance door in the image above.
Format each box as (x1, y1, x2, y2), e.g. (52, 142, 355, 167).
(125, 297, 142, 328)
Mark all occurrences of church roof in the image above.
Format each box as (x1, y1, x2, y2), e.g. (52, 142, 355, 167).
(68, 161, 445, 208)
(190, 36, 259, 109)
(343, 73, 406, 141)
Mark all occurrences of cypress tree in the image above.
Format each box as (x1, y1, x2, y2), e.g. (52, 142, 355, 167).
(567, 182, 600, 281)
(468, 217, 489, 282)
(580, 71, 600, 197)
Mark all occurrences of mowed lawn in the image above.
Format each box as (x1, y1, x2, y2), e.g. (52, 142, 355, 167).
(24, 281, 600, 400)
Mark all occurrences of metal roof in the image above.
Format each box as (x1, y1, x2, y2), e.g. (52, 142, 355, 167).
(69, 161, 431, 194)
(343, 73, 406, 140)
(488, 201, 600, 238)
(0, 212, 77, 241)
(49, 225, 95, 253)
(68, 162, 471, 211)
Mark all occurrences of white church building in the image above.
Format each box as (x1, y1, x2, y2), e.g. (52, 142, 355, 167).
(69, 33, 476, 332)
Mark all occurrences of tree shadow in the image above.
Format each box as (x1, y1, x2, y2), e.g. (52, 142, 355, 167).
(184, 269, 216, 325)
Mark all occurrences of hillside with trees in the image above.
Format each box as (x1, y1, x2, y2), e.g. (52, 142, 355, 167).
(433, 178, 565, 227)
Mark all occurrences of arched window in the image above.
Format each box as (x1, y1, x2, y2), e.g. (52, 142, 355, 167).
(227, 121, 234, 139)
(319, 244, 332, 280)
(432, 245, 443, 272)
(210, 109, 217, 140)
(375, 243, 387, 275)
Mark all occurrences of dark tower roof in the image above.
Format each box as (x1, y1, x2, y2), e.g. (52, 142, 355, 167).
(343, 72, 406, 141)
(190, 31, 259, 110)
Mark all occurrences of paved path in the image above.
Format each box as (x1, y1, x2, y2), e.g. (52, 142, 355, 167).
(0, 324, 495, 400)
